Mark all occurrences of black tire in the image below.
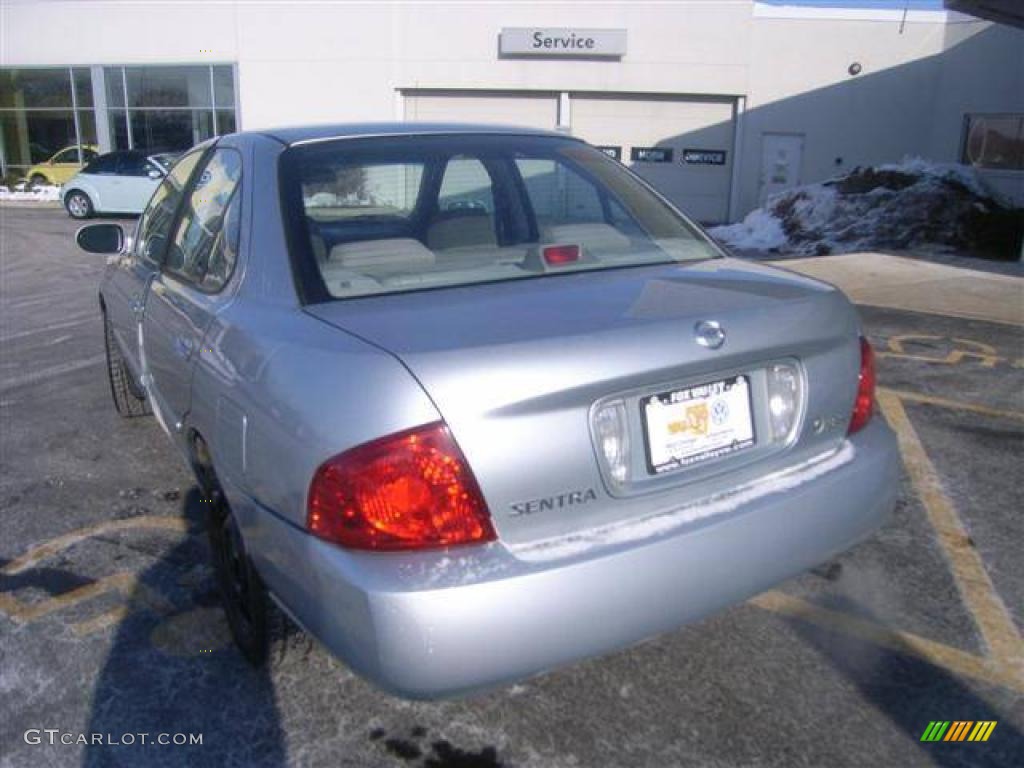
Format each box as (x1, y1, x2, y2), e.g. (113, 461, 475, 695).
(29, 173, 49, 189)
(102, 312, 151, 417)
(207, 490, 299, 667)
(65, 190, 93, 219)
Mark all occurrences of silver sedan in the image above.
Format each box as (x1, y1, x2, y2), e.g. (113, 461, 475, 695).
(77, 123, 899, 699)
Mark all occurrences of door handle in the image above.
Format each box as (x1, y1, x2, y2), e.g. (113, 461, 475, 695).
(173, 336, 195, 359)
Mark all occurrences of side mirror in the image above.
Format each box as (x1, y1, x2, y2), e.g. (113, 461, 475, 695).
(76, 223, 124, 254)
(147, 168, 163, 180)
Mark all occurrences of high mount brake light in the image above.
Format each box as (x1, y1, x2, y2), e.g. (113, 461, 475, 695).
(848, 336, 876, 435)
(307, 422, 496, 551)
(542, 244, 580, 265)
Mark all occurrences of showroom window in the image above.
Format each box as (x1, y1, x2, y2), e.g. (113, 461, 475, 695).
(962, 114, 1024, 171)
(0, 67, 96, 179)
(0, 64, 236, 181)
(104, 65, 236, 153)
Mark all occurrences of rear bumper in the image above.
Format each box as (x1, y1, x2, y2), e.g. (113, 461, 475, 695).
(230, 418, 899, 699)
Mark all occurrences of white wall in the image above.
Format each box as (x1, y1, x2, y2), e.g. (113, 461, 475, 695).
(3, 0, 1021, 217)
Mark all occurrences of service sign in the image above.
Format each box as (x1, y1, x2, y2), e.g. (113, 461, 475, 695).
(683, 149, 727, 166)
(500, 28, 627, 57)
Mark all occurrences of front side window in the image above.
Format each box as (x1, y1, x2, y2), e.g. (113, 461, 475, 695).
(85, 154, 118, 175)
(282, 134, 718, 301)
(134, 150, 204, 267)
(117, 154, 151, 177)
(164, 148, 242, 290)
(51, 148, 80, 164)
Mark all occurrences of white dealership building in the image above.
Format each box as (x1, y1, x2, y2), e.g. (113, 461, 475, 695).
(1, 0, 1022, 222)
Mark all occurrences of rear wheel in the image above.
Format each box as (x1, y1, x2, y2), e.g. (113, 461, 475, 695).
(102, 312, 150, 417)
(65, 190, 93, 219)
(206, 486, 298, 667)
(29, 173, 49, 189)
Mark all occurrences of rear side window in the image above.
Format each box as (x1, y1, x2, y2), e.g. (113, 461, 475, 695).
(302, 160, 424, 222)
(515, 158, 604, 227)
(281, 134, 719, 302)
(164, 148, 243, 291)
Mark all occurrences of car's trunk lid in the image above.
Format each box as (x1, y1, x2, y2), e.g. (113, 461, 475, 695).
(306, 258, 862, 547)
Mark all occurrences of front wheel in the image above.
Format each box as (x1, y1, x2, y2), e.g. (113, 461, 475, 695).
(29, 173, 49, 189)
(102, 312, 150, 417)
(65, 190, 93, 219)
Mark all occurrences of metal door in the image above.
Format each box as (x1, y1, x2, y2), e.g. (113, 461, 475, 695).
(759, 133, 804, 205)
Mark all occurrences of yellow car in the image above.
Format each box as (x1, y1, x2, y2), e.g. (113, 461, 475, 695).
(25, 145, 99, 187)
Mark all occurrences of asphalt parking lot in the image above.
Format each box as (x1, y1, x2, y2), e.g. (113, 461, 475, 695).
(1, 206, 1021, 768)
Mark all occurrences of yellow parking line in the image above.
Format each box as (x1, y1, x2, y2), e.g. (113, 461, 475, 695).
(1, 516, 188, 576)
(72, 605, 131, 636)
(879, 387, 1024, 422)
(877, 390, 1023, 680)
(0, 572, 137, 623)
(1, 570, 176, 631)
(751, 591, 1022, 693)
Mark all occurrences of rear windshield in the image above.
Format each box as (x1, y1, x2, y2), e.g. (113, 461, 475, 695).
(280, 134, 720, 302)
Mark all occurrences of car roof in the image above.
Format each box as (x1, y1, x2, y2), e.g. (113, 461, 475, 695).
(92, 149, 168, 159)
(256, 122, 576, 146)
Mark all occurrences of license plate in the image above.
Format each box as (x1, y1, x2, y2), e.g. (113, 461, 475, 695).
(642, 375, 755, 474)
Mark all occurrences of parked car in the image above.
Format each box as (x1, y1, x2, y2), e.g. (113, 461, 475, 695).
(24, 144, 99, 187)
(77, 124, 899, 699)
(63, 150, 177, 219)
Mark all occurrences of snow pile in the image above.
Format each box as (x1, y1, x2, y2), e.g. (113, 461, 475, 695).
(710, 208, 788, 251)
(0, 183, 62, 202)
(711, 157, 1022, 258)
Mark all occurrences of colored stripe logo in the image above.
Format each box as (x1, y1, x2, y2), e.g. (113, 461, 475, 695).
(920, 721, 997, 742)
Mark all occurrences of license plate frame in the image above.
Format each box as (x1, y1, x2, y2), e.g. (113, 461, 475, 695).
(641, 374, 756, 475)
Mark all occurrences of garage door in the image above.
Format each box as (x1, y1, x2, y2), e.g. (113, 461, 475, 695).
(570, 95, 736, 224)
(404, 91, 559, 131)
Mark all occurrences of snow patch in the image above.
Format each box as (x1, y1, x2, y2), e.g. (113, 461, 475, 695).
(0, 183, 62, 202)
(708, 208, 788, 251)
(511, 442, 856, 563)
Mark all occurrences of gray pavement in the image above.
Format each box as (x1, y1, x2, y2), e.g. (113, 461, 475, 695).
(1, 206, 1022, 768)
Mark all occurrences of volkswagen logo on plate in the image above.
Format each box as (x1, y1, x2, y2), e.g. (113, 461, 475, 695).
(694, 320, 726, 349)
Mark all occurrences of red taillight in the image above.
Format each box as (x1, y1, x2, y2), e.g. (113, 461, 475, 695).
(543, 244, 580, 265)
(848, 337, 876, 434)
(307, 422, 496, 551)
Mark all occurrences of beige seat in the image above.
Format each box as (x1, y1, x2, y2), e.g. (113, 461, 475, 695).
(328, 238, 435, 271)
(426, 212, 497, 251)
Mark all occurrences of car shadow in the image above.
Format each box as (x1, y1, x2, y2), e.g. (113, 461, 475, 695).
(82, 487, 286, 767)
(785, 595, 1022, 768)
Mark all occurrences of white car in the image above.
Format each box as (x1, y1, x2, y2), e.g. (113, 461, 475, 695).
(63, 150, 178, 219)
